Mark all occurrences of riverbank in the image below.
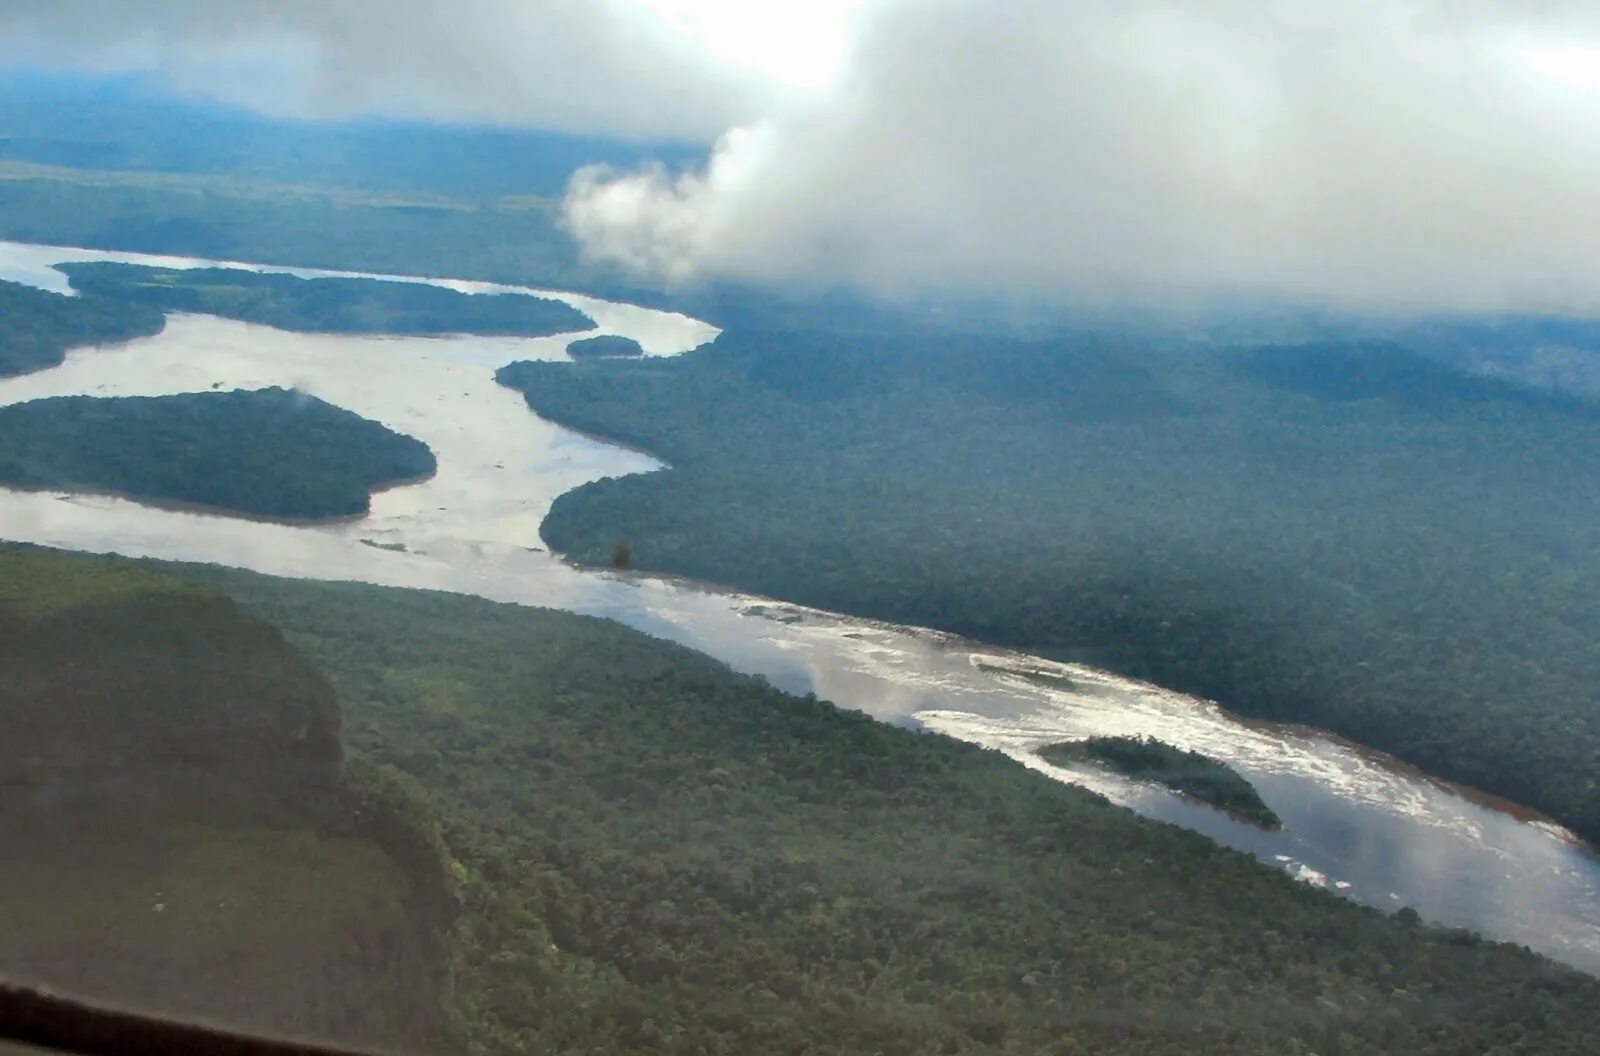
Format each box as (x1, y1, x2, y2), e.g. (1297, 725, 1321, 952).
(0, 238, 1597, 973)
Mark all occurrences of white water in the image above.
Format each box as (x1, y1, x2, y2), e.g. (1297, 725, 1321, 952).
(3, 239, 1599, 973)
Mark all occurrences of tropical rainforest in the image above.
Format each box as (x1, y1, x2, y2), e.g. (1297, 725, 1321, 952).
(1039, 737, 1281, 829)
(0, 278, 165, 377)
(0, 74, 660, 306)
(0, 549, 453, 1050)
(568, 334, 645, 359)
(9, 72, 1600, 1054)
(82, 548, 1595, 1055)
(58, 261, 594, 338)
(502, 327, 1600, 848)
(0, 387, 435, 519)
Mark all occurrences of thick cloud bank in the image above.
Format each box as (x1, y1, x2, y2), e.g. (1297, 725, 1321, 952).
(11, 0, 1600, 310)
(566, 1, 1600, 312)
(0, 0, 760, 140)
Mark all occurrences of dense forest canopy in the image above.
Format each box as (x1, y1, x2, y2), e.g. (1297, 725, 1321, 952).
(6, 61, 1600, 1056)
(142, 555, 1600, 1055)
(0, 387, 435, 519)
(501, 328, 1600, 847)
(57, 261, 595, 338)
(569, 334, 645, 359)
(0, 550, 450, 1049)
(0, 278, 165, 377)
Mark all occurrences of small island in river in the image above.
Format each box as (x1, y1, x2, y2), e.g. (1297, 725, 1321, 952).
(567, 334, 644, 359)
(0, 386, 435, 520)
(56, 261, 595, 338)
(1038, 736, 1282, 829)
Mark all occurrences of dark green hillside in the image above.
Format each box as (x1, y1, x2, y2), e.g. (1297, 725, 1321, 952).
(58, 261, 594, 337)
(0, 279, 165, 377)
(147, 559, 1600, 1056)
(0, 387, 435, 519)
(0, 550, 341, 784)
(502, 330, 1600, 847)
(0, 551, 451, 1050)
(1039, 737, 1281, 829)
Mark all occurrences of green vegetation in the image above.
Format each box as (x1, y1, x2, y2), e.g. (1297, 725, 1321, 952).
(0, 75, 703, 305)
(0, 158, 595, 290)
(11, 74, 1600, 1051)
(9, 541, 1600, 1051)
(0, 84, 882, 323)
(0, 73, 701, 203)
(0, 278, 165, 377)
(569, 334, 645, 359)
(1040, 737, 1281, 829)
(115, 556, 1598, 1055)
(58, 261, 594, 337)
(500, 329, 1600, 847)
(0, 387, 434, 520)
(0, 550, 451, 1050)
(0, 545, 207, 618)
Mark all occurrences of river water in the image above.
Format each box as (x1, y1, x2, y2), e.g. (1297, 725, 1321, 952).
(3, 239, 1599, 973)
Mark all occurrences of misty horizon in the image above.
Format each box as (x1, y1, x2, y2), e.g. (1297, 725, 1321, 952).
(6, 2, 1600, 313)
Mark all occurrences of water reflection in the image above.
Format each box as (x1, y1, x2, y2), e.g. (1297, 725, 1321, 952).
(2, 240, 1598, 973)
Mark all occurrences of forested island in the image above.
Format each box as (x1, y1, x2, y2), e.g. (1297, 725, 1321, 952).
(1039, 737, 1281, 828)
(0, 387, 434, 519)
(10, 76, 1600, 1053)
(568, 334, 645, 359)
(500, 329, 1600, 848)
(56, 261, 596, 337)
(0, 278, 165, 376)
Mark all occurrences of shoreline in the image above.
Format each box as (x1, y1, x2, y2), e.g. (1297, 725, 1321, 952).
(50, 259, 603, 340)
(0, 318, 172, 382)
(543, 544, 1596, 855)
(3, 234, 1595, 972)
(495, 385, 677, 466)
(535, 419, 673, 465)
(324, 355, 1600, 864)
(1, 467, 438, 528)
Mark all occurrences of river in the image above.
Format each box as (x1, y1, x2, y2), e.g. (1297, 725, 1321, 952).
(3, 239, 1599, 973)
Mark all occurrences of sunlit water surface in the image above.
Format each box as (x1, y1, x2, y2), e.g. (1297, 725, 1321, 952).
(2, 240, 1598, 973)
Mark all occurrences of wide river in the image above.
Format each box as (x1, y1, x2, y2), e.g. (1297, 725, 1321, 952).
(3, 240, 1599, 973)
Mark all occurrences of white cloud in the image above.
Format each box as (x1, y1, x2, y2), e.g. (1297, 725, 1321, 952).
(0, 0, 769, 140)
(564, 0, 1600, 312)
(13, 0, 1600, 310)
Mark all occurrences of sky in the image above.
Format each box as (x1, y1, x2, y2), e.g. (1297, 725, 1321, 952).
(7, 1, 1600, 312)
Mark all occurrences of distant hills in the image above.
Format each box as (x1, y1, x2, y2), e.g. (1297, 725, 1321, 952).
(0, 71, 705, 202)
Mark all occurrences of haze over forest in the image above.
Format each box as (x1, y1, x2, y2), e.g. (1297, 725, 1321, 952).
(7, 4, 1600, 1054)
(9, 1, 1600, 311)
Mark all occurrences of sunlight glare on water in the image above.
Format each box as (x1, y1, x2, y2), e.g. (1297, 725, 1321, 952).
(1, 239, 1598, 973)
